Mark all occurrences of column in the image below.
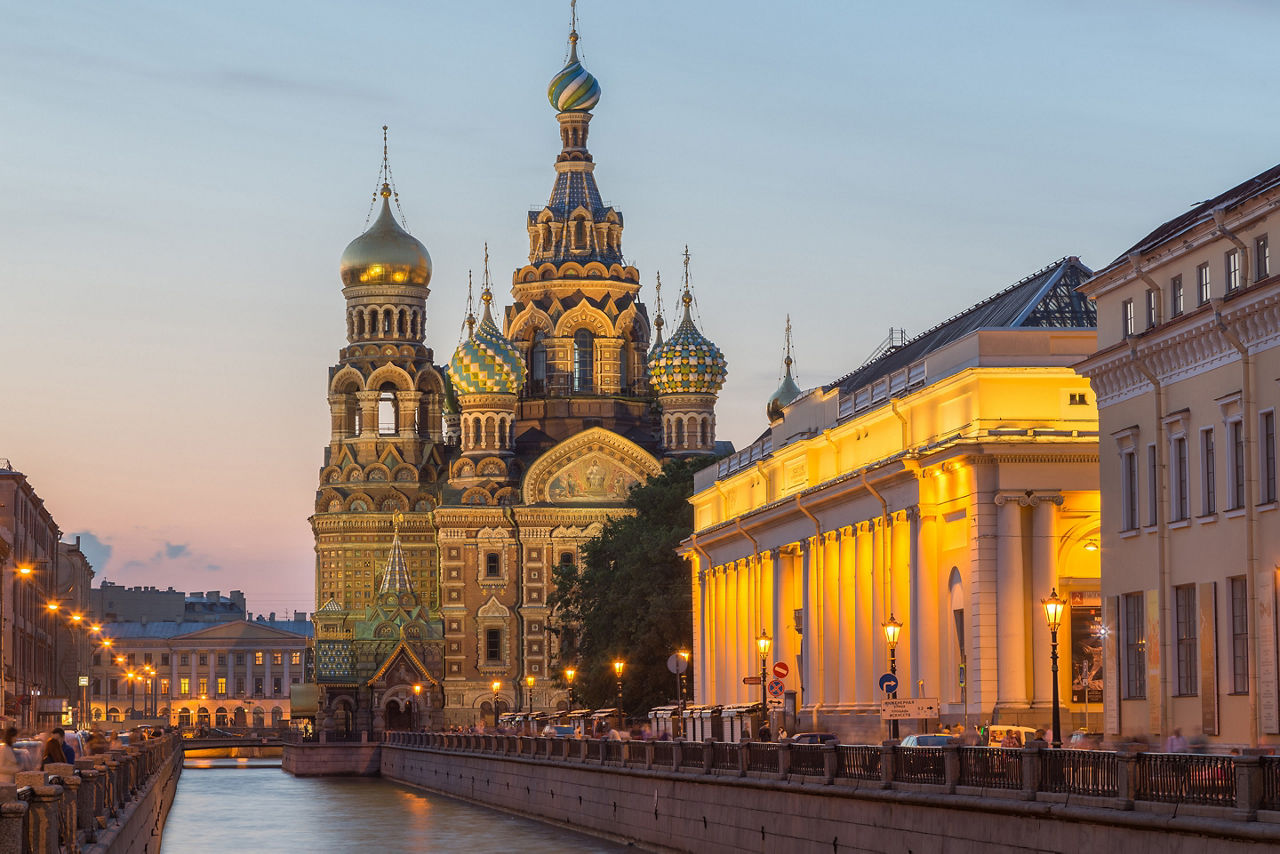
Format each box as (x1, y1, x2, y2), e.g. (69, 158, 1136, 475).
(855, 523, 874, 707)
(356, 391, 380, 439)
(799, 541, 813, 707)
(822, 532, 840, 703)
(692, 562, 705, 704)
(1031, 495, 1062, 708)
(283, 649, 292, 693)
(837, 529, 856, 707)
(914, 512, 941, 706)
(714, 568, 728, 705)
(995, 495, 1028, 708)
(265, 650, 273, 698)
(226, 650, 234, 700)
(209, 650, 217, 700)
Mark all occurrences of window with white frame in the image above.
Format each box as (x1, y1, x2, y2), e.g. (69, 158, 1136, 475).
(1262, 410, 1277, 505)
(1231, 576, 1248, 694)
(1122, 298, 1135, 337)
(1200, 427, 1216, 515)
(1123, 592, 1145, 699)
(1256, 234, 1270, 280)
(1229, 418, 1246, 509)
(1145, 289, 1158, 328)
(1147, 444, 1158, 527)
(1171, 434, 1189, 521)
(1226, 249, 1241, 292)
(1175, 584, 1198, 696)
(1170, 275, 1183, 317)
(1122, 449, 1139, 531)
(1197, 262, 1211, 305)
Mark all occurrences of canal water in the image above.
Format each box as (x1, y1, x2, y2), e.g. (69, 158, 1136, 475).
(162, 758, 628, 853)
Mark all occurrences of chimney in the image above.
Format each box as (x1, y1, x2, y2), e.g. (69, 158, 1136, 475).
(269, 612, 276, 622)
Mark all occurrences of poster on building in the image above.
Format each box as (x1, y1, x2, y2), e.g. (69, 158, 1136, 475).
(1070, 591, 1103, 704)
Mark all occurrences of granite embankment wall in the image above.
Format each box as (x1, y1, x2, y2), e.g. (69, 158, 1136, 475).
(0, 734, 182, 854)
(379, 740, 1280, 854)
(282, 741, 382, 777)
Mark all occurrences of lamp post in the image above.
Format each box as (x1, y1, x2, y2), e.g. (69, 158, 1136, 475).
(612, 660, 625, 725)
(411, 684, 422, 731)
(882, 614, 902, 740)
(564, 667, 575, 717)
(16, 565, 33, 730)
(1042, 588, 1065, 748)
(491, 680, 501, 731)
(97, 636, 112, 725)
(756, 631, 771, 735)
(676, 650, 689, 738)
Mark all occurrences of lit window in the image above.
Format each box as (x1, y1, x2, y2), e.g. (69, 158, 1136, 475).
(217, 677, 227, 695)
(255, 652, 264, 666)
(198, 678, 208, 696)
(180, 678, 190, 696)
(272, 652, 282, 666)
(291, 652, 301, 666)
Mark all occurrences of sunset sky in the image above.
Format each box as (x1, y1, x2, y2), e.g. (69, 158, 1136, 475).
(3, 0, 1278, 617)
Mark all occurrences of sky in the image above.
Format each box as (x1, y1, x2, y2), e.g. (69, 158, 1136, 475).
(2, 0, 1278, 617)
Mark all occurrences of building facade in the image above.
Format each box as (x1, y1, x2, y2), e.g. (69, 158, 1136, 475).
(91, 582, 248, 624)
(683, 259, 1103, 741)
(88, 617, 311, 729)
(0, 461, 94, 730)
(310, 19, 727, 734)
(1077, 163, 1280, 748)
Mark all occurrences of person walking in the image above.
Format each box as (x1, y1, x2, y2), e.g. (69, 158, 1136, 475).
(758, 722, 772, 743)
(1164, 728, 1188, 753)
(0, 728, 20, 784)
(39, 733, 66, 769)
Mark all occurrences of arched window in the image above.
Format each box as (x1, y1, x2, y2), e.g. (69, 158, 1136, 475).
(700, 418, 709, 447)
(675, 419, 685, 448)
(378, 388, 397, 435)
(382, 309, 393, 335)
(573, 330, 593, 392)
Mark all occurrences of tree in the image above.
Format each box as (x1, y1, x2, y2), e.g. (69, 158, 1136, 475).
(549, 457, 712, 718)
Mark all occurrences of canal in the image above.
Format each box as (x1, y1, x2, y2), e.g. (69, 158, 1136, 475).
(161, 758, 627, 852)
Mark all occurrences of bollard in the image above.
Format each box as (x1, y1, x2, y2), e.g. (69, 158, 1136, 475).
(776, 739, 790, 780)
(737, 743, 749, 778)
(45, 765, 77, 854)
(645, 741, 655, 771)
(822, 744, 837, 785)
(880, 740, 897, 790)
(942, 744, 961, 793)
(30, 784, 63, 854)
(1234, 755, 1263, 820)
(104, 758, 121, 816)
(0, 801, 27, 854)
(76, 769, 101, 842)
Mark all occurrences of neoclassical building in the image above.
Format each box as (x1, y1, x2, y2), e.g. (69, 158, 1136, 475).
(682, 258, 1102, 740)
(1077, 162, 1280, 748)
(311, 20, 728, 734)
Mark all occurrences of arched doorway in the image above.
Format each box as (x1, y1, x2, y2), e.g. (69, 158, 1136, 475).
(384, 698, 412, 731)
(252, 707, 266, 729)
(215, 707, 228, 727)
(177, 708, 191, 727)
(197, 707, 211, 728)
(271, 707, 284, 727)
(233, 707, 247, 727)
(333, 701, 353, 737)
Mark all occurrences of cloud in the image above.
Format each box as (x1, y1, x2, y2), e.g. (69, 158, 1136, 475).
(70, 531, 113, 572)
(164, 542, 188, 560)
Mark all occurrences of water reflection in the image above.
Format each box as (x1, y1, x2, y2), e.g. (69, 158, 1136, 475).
(162, 759, 625, 853)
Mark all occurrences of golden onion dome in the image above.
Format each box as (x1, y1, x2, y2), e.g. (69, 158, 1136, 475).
(339, 184, 432, 288)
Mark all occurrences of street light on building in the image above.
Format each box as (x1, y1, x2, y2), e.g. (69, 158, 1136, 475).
(882, 614, 902, 740)
(412, 684, 422, 731)
(676, 650, 689, 738)
(1041, 588, 1065, 748)
(756, 631, 771, 727)
(612, 660, 625, 723)
(525, 674, 535, 717)
(491, 680, 501, 731)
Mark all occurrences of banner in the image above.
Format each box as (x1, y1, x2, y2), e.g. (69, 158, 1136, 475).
(1069, 590, 1103, 704)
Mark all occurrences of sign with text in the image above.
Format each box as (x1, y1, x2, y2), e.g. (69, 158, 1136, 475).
(742, 676, 762, 685)
(879, 698, 939, 720)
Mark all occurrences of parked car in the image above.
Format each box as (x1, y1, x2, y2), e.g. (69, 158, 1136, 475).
(789, 732, 839, 745)
(542, 725, 575, 737)
(899, 734, 955, 747)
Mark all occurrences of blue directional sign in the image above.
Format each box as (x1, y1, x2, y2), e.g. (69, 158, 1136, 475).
(878, 672, 899, 694)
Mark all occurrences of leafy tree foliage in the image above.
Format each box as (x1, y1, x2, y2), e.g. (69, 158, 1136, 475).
(549, 457, 711, 717)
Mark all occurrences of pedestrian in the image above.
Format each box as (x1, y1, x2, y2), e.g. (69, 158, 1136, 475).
(1000, 729, 1021, 748)
(40, 734, 66, 768)
(758, 722, 772, 743)
(1033, 728, 1046, 744)
(0, 728, 20, 784)
(1164, 728, 1188, 753)
(52, 727, 75, 763)
(961, 725, 980, 746)
(1188, 729, 1208, 754)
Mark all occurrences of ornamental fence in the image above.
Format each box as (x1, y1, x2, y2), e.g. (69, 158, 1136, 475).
(380, 731, 1280, 821)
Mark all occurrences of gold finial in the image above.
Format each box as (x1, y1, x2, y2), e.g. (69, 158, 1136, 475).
(368, 124, 408, 229)
(783, 314, 794, 374)
(681, 245, 693, 307)
(392, 510, 405, 532)
(465, 271, 476, 336)
(653, 271, 664, 334)
(566, 0, 581, 62)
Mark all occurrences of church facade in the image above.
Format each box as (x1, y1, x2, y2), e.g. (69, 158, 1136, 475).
(310, 21, 727, 735)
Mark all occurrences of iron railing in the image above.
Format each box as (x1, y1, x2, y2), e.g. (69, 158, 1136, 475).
(837, 745, 881, 780)
(894, 747, 946, 785)
(1135, 752, 1235, 806)
(789, 744, 827, 776)
(1262, 756, 1280, 811)
(959, 747, 1021, 790)
(712, 742, 738, 771)
(651, 741, 675, 768)
(1039, 749, 1118, 797)
(748, 743, 779, 774)
(680, 741, 705, 769)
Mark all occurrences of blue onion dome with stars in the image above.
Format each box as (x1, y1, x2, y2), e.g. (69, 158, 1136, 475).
(340, 183, 432, 288)
(648, 288, 728, 396)
(448, 288, 527, 396)
(548, 30, 601, 113)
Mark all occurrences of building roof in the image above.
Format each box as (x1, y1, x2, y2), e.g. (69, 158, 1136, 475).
(103, 619, 313, 640)
(826, 256, 1096, 396)
(1109, 162, 1280, 268)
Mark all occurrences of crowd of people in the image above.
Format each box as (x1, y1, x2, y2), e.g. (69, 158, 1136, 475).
(0, 725, 139, 784)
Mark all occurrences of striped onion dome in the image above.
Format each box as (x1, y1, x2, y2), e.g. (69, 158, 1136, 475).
(648, 293, 727, 396)
(548, 35, 601, 113)
(448, 291, 527, 396)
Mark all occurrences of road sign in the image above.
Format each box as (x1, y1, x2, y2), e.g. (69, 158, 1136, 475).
(78, 676, 89, 687)
(767, 698, 783, 708)
(772, 661, 789, 679)
(766, 678, 785, 698)
(879, 698, 940, 720)
(742, 676, 762, 685)
(878, 672, 899, 694)
(667, 654, 689, 675)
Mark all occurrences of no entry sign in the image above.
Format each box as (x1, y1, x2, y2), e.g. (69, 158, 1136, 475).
(772, 661, 789, 680)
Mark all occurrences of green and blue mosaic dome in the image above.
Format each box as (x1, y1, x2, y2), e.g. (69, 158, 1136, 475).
(648, 297, 727, 396)
(548, 39, 601, 113)
(448, 295, 527, 396)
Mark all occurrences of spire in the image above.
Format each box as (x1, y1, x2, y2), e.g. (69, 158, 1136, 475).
(782, 314, 795, 380)
(367, 125, 409, 232)
(568, 0, 579, 63)
(465, 271, 476, 338)
(649, 271, 666, 358)
(680, 245, 694, 322)
(378, 511, 414, 595)
(480, 243, 496, 325)
(767, 315, 802, 422)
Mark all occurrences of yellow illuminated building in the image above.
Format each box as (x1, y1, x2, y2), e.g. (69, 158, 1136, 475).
(683, 258, 1103, 740)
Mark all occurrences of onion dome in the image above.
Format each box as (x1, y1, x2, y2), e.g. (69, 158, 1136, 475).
(548, 31, 601, 113)
(766, 316, 801, 421)
(648, 289, 727, 396)
(448, 288, 527, 396)
(339, 183, 432, 287)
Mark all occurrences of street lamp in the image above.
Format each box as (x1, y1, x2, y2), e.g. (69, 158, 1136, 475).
(882, 614, 902, 740)
(412, 684, 422, 731)
(1042, 588, 1065, 748)
(676, 650, 689, 738)
(564, 667, 576, 716)
(525, 674, 535, 715)
(491, 680, 501, 731)
(756, 631, 771, 733)
(612, 660, 625, 723)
